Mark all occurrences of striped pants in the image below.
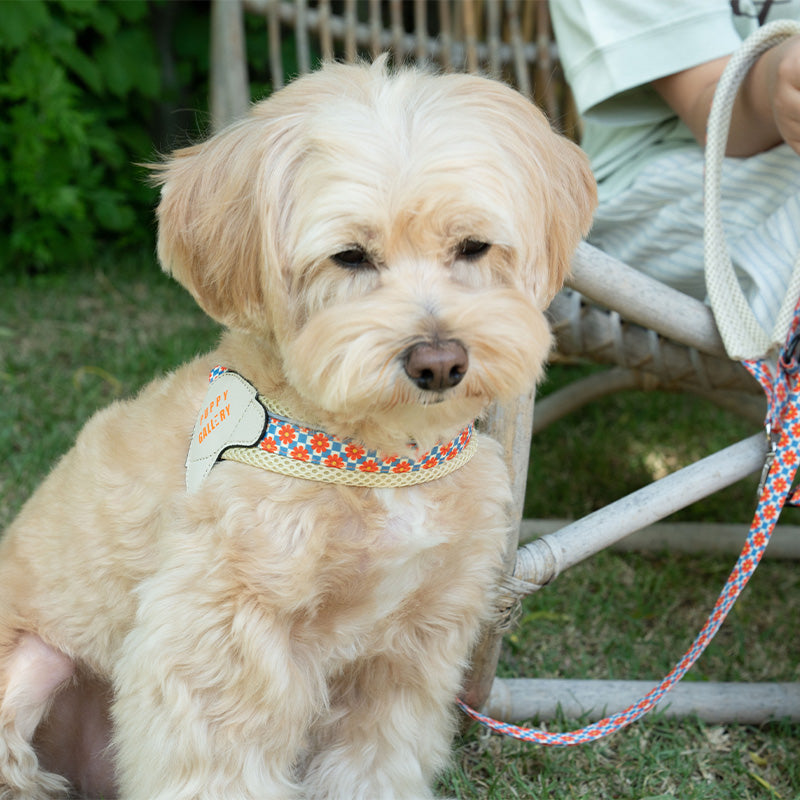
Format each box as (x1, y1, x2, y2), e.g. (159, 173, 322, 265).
(590, 144, 800, 334)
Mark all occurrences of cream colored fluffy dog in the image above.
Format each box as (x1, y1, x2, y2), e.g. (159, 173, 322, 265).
(0, 60, 594, 799)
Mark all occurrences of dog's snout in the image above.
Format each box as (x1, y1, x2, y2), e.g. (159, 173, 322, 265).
(404, 340, 469, 392)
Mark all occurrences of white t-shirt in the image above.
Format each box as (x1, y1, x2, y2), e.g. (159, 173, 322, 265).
(550, 0, 800, 199)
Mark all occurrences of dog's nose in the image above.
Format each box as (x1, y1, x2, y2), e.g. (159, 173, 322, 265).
(404, 340, 469, 391)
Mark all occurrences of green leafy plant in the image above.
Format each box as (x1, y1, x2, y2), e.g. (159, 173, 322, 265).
(0, 0, 162, 272)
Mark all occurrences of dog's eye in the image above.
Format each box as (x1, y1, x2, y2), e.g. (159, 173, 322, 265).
(457, 240, 491, 260)
(332, 249, 373, 270)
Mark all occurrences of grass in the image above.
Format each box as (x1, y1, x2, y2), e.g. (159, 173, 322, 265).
(1, 256, 798, 799)
(0, 261, 221, 521)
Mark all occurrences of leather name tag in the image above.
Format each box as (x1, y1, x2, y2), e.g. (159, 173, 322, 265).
(185, 371, 266, 493)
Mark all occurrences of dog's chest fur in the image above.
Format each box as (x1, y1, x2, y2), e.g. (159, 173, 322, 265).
(174, 441, 509, 670)
(1, 356, 508, 684)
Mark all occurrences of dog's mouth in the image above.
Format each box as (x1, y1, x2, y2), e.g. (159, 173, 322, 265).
(417, 392, 448, 406)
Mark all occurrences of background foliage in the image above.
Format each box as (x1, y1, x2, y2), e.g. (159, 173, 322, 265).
(0, 0, 212, 273)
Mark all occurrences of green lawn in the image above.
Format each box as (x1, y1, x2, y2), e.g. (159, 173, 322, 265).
(1, 257, 798, 799)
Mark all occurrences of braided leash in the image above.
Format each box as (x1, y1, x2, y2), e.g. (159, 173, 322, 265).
(458, 306, 800, 744)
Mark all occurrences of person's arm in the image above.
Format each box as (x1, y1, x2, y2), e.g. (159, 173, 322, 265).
(652, 34, 800, 156)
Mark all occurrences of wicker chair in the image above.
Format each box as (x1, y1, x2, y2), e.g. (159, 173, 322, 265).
(209, 0, 798, 725)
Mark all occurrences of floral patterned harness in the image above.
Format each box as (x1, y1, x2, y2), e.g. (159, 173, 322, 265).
(209, 367, 479, 488)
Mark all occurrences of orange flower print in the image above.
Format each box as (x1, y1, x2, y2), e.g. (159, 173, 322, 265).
(345, 443, 366, 461)
(392, 461, 412, 473)
(309, 432, 330, 454)
(422, 456, 439, 469)
(278, 424, 296, 445)
(324, 453, 345, 469)
(358, 459, 380, 473)
(260, 436, 278, 453)
(290, 445, 311, 461)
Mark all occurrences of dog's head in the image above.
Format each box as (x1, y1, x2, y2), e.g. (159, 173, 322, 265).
(153, 60, 596, 445)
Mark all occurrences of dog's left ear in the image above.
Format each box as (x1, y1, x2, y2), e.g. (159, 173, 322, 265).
(531, 123, 597, 306)
(477, 81, 597, 306)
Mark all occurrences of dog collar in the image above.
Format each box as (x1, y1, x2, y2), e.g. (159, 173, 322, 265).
(187, 366, 477, 490)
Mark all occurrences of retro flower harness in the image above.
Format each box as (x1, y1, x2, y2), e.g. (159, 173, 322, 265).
(186, 365, 477, 491)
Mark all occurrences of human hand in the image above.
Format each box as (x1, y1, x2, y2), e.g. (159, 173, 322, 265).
(766, 34, 800, 155)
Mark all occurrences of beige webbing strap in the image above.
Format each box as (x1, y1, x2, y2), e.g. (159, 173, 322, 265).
(704, 20, 800, 361)
(221, 437, 478, 488)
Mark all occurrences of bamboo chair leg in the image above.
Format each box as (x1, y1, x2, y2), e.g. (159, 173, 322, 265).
(461, 388, 536, 710)
(210, 0, 249, 132)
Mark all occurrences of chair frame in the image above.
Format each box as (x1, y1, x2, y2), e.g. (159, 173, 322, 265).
(209, 0, 800, 726)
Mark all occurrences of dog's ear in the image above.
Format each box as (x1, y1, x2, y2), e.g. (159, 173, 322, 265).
(532, 126, 597, 306)
(465, 79, 597, 307)
(149, 105, 302, 332)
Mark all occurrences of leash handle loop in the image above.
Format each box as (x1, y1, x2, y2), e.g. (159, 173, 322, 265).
(704, 19, 800, 360)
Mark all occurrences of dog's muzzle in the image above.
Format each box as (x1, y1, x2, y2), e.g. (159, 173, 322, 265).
(403, 339, 468, 392)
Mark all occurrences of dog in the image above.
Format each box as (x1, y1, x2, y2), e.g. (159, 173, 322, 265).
(0, 59, 595, 799)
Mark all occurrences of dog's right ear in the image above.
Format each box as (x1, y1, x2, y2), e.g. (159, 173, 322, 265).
(149, 109, 299, 333)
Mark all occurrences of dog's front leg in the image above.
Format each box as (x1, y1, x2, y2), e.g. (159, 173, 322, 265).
(111, 570, 323, 800)
(302, 644, 467, 800)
